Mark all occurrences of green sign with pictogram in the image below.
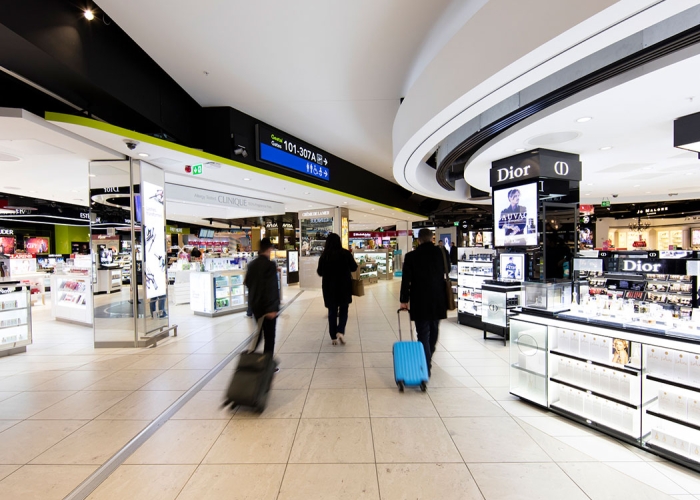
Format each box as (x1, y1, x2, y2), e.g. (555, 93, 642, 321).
(192, 163, 203, 175)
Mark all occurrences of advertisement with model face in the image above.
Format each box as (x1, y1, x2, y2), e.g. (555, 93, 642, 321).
(0, 236, 16, 255)
(494, 182, 538, 247)
(24, 236, 49, 255)
(499, 253, 525, 281)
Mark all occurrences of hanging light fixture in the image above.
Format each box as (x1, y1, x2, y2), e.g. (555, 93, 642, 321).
(628, 216, 651, 233)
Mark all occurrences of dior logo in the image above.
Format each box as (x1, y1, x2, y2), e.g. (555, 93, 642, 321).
(621, 259, 662, 273)
(496, 165, 531, 182)
(103, 187, 120, 193)
(554, 161, 569, 176)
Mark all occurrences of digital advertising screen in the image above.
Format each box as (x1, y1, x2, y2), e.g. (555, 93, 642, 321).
(692, 228, 700, 247)
(288, 251, 299, 273)
(494, 182, 538, 247)
(499, 253, 525, 281)
(0, 236, 16, 255)
(24, 236, 49, 255)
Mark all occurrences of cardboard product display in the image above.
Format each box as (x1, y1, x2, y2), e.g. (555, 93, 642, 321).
(351, 279, 365, 297)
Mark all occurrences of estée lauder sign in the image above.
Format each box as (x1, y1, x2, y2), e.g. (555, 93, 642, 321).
(490, 149, 582, 187)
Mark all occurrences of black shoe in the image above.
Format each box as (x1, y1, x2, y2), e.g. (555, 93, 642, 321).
(274, 366, 280, 374)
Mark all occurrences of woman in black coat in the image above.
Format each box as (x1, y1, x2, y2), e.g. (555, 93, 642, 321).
(317, 233, 358, 345)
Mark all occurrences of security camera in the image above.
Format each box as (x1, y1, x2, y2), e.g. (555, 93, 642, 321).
(612, 194, 619, 198)
(123, 139, 139, 151)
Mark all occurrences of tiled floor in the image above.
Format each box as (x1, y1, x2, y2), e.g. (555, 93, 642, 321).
(3, 281, 700, 499)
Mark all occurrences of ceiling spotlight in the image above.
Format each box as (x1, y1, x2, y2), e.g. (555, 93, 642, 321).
(84, 9, 94, 20)
(89, 174, 96, 177)
(576, 116, 592, 123)
(343, 201, 348, 204)
(304, 192, 310, 195)
(371, 208, 375, 211)
(600, 146, 613, 151)
(138, 153, 149, 158)
(586, 183, 593, 186)
(243, 177, 251, 181)
(514, 148, 525, 153)
(234, 146, 248, 158)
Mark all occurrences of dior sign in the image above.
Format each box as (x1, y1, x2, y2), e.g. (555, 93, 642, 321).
(490, 149, 582, 187)
(554, 161, 569, 176)
(621, 259, 662, 273)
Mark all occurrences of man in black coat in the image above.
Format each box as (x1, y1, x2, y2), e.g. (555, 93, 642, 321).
(450, 241, 458, 266)
(244, 238, 280, 358)
(400, 228, 447, 376)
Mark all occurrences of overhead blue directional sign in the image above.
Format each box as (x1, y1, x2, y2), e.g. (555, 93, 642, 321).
(257, 124, 330, 182)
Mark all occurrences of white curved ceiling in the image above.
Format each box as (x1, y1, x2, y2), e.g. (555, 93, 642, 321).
(94, 0, 469, 182)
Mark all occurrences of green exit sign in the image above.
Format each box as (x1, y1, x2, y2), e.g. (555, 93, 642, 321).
(601, 200, 611, 208)
(454, 221, 459, 226)
(192, 163, 203, 175)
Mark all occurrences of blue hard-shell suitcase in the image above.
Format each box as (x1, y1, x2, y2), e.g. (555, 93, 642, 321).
(393, 309, 429, 392)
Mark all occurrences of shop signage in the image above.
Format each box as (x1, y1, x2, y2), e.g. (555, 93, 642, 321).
(0, 229, 13, 235)
(579, 204, 595, 215)
(490, 149, 582, 187)
(632, 240, 647, 248)
(166, 226, 190, 234)
(637, 206, 668, 215)
(621, 259, 662, 273)
(165, 183, 285, 214)
(265, 222, 294, 229)
(300, 210, 331, 218)
(257, 124, 330, 181)
(192, 164, 203, 175)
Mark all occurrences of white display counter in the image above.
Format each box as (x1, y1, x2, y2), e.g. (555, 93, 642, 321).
(50, 274, 92, 326)
(190, 269, 247, 317)
(95, 268, 122, 294)
(0, 283, 32, 357)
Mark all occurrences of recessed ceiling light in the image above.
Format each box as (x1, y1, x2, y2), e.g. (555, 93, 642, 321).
(304, 192, 310, 195)
(243, 177, 251, 181)
(29, 190, 37, 193)
(84, 9, 94, 20)
(138, 153, 149, 158)
(514, 148, 525, 153)
(633, 184, 640, 187)
(3, 186, 20, 190)
(371, 208, 375, 211)
(586, 183, 593, 186)
(600, 146, 613, 151)
(343, 202, 347, 204)
(584, 193, 591, 196)
(71, 190, 78, 193)
(576, 116, 592, 123)
(89, 174, 96, 177)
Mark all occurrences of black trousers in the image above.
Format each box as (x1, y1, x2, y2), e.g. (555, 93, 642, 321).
(415, 319, 440, 375)
(327, 303, 349, 340)
(252, 315, 277, 354)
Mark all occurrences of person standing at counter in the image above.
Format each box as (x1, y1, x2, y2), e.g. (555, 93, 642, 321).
(317, 233, 358, 345)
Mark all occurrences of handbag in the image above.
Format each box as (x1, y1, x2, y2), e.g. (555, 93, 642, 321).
(441, 250, 456, 311)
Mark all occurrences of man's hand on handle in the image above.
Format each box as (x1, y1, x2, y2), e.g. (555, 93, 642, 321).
(265, 312, 277, 319)
(399, 303, 409, 310)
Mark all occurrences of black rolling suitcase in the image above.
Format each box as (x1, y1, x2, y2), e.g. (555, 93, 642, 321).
(224, 319, 277, 412)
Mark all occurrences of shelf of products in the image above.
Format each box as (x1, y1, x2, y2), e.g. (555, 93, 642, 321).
(0, 284, 31, 356)
(354, 250, 387, 284)
(50, 275, 93, 325)
(457, 248, 495, 329)
(482, 282, 522, 345)
(510, 310, 700, 472)
(190, 269, 247, 317)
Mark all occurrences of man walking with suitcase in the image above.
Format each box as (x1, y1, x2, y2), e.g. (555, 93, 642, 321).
(399, 228, 447, 377)
(245, 238, 280, 364)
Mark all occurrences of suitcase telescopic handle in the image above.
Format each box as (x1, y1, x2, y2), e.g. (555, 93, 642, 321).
(397, 308, 414, 342)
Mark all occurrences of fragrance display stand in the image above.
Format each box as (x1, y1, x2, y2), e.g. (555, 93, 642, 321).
(190, 269, 247, 317)
(0, 283, 32, 357)
(482, 282, 522, 345)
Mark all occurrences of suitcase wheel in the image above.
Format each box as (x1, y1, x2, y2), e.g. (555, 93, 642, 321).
(397, 381, 405, 392)
(420, 382, 427, 392)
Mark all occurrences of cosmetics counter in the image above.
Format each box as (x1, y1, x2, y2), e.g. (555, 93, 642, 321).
(509, 253, 700, 472)
(0, 282, 31, 357)
(190, 269, 247, 317)
(457, 248, 495, 330)
(354, 249, 388, 284)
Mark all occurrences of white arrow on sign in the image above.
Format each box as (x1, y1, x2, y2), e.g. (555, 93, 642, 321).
(323, 159, 328, 165)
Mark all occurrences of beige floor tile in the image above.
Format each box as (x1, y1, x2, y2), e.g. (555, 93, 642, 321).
(372, 418, 462, 463)
(498, 400, 551, 417)
(29, 371, 113, 391)
(605, 461, 689, 495)
(0, 464, 97, 500)
(368, 389, 437, 417)
(515, 420, 597, 462)
(360, 339, 395, 352)
(0, 420, 87, 464)
(278, 340, 322, 353)
(289, 418, 374, 463)
(30, 390, 132, 420)
(204, 418, 298, 463)
(363, 353, 393, 368)
(557, 435, 643, 462)
(0, 464, 20, 481)
(364, 367, 398, 389)
(429, 387, 507, 417)
(201, 368, 235, 391)
(377, 463, 484, 500)
(0, 391, 76, 420)
(0, 392, 20, 403)
(560, 462, 676, 500)
(271, 369, 314, 390)
(651, 461, 700, 495)
(32, 420, 149, 465)
(0, 371, 69, 391)
(469, 463, 590, 500)
(278, 464, 379, 500)
(302, 389, 369, 418)
(172, 391, 232, 420)
(310, 368, 365, 389)
(96, 390, 183, 420)
(140, 369, 208, 390)
(315, 352, 363, 369)
(85, 369, 165, 391)
(126, 420, 227, 464)
(276, 353, 318, 369)
(86, 464, 196, 500)
(176, 464, 286, 500)
(443, 417, 551, 463)
(234, 390, 307, 419)
(471, 374, 510, 388)
(516, 415, 595, 437)
(171, 353, 227, 370)
(320, 338, 363, 352)
(195, 342, 244, 354)
(76, 355, 146, 372)
(125, 354, 189, 370)
(0, 420, 18, 433)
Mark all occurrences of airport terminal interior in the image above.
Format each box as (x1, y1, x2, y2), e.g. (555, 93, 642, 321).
(3, 1, 700, 499)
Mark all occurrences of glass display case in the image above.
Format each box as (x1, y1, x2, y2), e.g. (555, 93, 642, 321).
(374, 251, 393, 280)
(482, 282, 521, 344)
(522, 281, 572, 313)
(457, 248, 495, 329)
(50, 274, 93, 326)
(0, 283, 31, 356)
(354, 250, 384, 284)
(190, 269, 247, 316)
(509, 318, 548, 406)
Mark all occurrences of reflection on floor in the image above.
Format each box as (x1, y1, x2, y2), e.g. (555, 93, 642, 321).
(2, 281, 700, 499)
